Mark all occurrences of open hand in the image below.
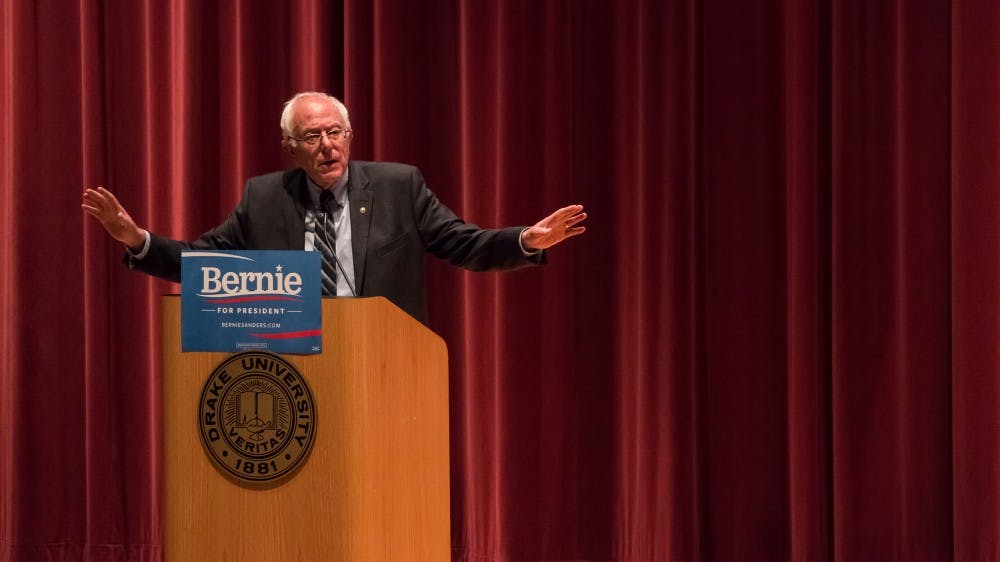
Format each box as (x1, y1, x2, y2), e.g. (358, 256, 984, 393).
(520, 204, 587, 251)
(81, 186, 147, 248)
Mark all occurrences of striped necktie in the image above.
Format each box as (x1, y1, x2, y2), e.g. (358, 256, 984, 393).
(315, 190, 341, 296)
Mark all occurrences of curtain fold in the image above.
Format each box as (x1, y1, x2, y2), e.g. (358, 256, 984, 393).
(951, 0, 1000, 560)
(611, 2, 705, 560)
(780, 0, 833, 559)
(2, 1, 999, 561)
(831, 0, 953, 559)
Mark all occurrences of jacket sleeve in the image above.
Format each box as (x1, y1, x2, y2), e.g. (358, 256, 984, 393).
(411, 167, 546, 271)
(122, 183, 252, 282)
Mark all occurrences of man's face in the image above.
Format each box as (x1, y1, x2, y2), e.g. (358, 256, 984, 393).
(287, 97, 352, 188)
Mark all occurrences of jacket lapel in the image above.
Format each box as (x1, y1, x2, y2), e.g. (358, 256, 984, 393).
(348, 163, 373, 294)
(282, 169, 309, 250)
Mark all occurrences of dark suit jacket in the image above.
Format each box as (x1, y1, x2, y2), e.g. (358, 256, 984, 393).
(127, 161, 545, 323)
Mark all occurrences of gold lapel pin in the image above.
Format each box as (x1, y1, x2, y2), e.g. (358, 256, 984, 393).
(359, 206, 367, 215)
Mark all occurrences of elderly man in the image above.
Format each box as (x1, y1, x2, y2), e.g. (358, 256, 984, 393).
(82, 91, 586, 323)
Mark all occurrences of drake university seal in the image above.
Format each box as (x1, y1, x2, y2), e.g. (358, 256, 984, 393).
(198, 351, 317, 486)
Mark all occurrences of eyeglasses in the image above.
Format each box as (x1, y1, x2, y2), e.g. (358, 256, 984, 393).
(289, 127, 352, 147)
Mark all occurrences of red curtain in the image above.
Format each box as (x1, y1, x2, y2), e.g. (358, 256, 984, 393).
(2, 1, 999, 561)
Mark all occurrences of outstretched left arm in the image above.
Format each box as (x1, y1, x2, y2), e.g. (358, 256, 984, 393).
(519, 204, 587, 251)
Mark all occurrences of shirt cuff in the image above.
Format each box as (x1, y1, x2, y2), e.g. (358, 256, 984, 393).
(518, 227, 541, 256)
(126, 230, 151, 260)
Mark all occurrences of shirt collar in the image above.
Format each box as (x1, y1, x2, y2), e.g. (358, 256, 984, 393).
(305, 168, 350, 208)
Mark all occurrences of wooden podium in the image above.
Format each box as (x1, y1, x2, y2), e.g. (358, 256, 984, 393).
(161, 296, 450, 561)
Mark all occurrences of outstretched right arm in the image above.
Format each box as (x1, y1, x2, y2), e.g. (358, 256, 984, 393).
(82, 183, 255, 282)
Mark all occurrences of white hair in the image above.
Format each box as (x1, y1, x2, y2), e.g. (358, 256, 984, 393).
(280, 92, 351, 139)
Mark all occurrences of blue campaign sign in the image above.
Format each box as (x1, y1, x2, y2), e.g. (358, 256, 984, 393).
(181, 250, 322, 354)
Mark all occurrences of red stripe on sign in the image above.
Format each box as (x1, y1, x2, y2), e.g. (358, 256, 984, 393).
(250, 330, 322, 340)
(205, 295, 301, 304)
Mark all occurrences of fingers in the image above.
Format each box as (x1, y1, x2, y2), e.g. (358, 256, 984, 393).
(82, 188, 106, 214)
(82, 186, 125, 219)
(564, 211, 587, 228)
(548, 205, 585, 229)
(82, 186, 137, 235)
(82, 187, 147, 246)
(83, 186, 115, 208)
(547, 205, 586, 232)
(82, 186, 114, 204)
(547, 204, 584, 223)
